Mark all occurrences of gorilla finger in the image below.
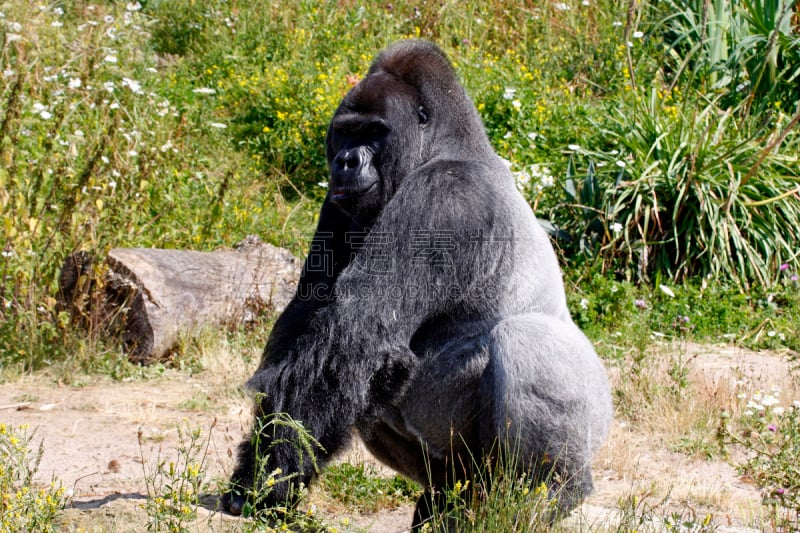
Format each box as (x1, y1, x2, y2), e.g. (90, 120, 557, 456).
(222, 492, 245, 516)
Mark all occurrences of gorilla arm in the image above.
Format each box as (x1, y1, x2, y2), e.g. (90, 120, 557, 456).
(224, 199, 366, 512)
(254, 198, 356, 373)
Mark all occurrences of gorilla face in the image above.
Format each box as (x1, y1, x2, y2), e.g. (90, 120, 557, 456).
(326, 74, 428, 219)
(326, 110, 387, 215)
(324, 41, 498, 223)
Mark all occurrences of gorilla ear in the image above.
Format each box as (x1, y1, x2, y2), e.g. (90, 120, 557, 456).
(418, 106, 429, 125)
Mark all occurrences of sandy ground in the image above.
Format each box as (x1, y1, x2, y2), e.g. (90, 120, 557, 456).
(0, 342, 792, 532)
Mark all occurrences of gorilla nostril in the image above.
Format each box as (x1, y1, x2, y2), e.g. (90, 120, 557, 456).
(337, 149, 361, 171)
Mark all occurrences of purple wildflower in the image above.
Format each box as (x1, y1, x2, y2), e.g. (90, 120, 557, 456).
(634, 299, 647, 309)
(780, 263, 789, 271)
(767, 424, 777, 432)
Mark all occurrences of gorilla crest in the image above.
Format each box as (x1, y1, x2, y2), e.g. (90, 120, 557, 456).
(223, 39, 613, 528)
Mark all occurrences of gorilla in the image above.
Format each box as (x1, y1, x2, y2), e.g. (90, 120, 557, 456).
(223, 39, 612, 528)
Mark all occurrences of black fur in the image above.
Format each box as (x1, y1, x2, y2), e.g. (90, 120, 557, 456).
(223, 40, 613, 528)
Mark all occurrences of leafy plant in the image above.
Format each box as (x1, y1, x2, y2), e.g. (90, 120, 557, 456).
(0, 424, 69, 532)
(658, 0, 800, 113)
(147, 0, 210, 56)
(552, 86, 800, 287)
(544, 155, 625, 261)
(139, 422, 212, 532)
(228, 410, 326, 530)
(720, 386, 800, 529)
(547, 0, 800, 287)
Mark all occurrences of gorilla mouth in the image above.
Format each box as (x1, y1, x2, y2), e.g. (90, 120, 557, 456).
(330, 182, 378, 201)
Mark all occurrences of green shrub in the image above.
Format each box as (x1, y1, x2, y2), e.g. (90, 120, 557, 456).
(0, 424, 68, 532)
(544, 0, 800, 287)
(549, 84, 800, 287)
(720, 387, 800, 529)
(147, 0, 210, 56)
(140, 424, 208, 532)
(657, 0, 800, 114)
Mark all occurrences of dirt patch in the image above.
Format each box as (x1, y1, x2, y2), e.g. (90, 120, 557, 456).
(1, 359, 415, 532)
(1, 343, 792, 531)
(1, 378, 245, 498)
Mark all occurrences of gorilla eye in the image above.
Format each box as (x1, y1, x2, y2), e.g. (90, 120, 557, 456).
(362, 123, 383, 136)
(418, 106, 429, 125)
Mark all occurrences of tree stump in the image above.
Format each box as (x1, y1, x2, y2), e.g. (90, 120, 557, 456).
(59, 237, 301, 363)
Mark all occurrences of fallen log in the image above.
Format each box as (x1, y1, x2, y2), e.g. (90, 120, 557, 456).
(59, 237, 301, 363)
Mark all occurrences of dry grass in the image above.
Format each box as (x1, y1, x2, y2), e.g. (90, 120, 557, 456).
(587, 341, 799, 530)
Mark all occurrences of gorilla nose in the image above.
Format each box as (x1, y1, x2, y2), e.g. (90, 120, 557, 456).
(334, 149, 362, 172)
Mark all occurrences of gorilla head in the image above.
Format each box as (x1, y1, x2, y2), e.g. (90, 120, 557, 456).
(224, 40, 612, 531)
(325, 40, 492, 219)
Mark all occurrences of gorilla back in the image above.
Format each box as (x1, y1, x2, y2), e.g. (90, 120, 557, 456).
(223, 39, 612, 528)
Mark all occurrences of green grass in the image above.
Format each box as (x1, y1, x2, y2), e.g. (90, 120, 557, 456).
(318, 463, 419, 513)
